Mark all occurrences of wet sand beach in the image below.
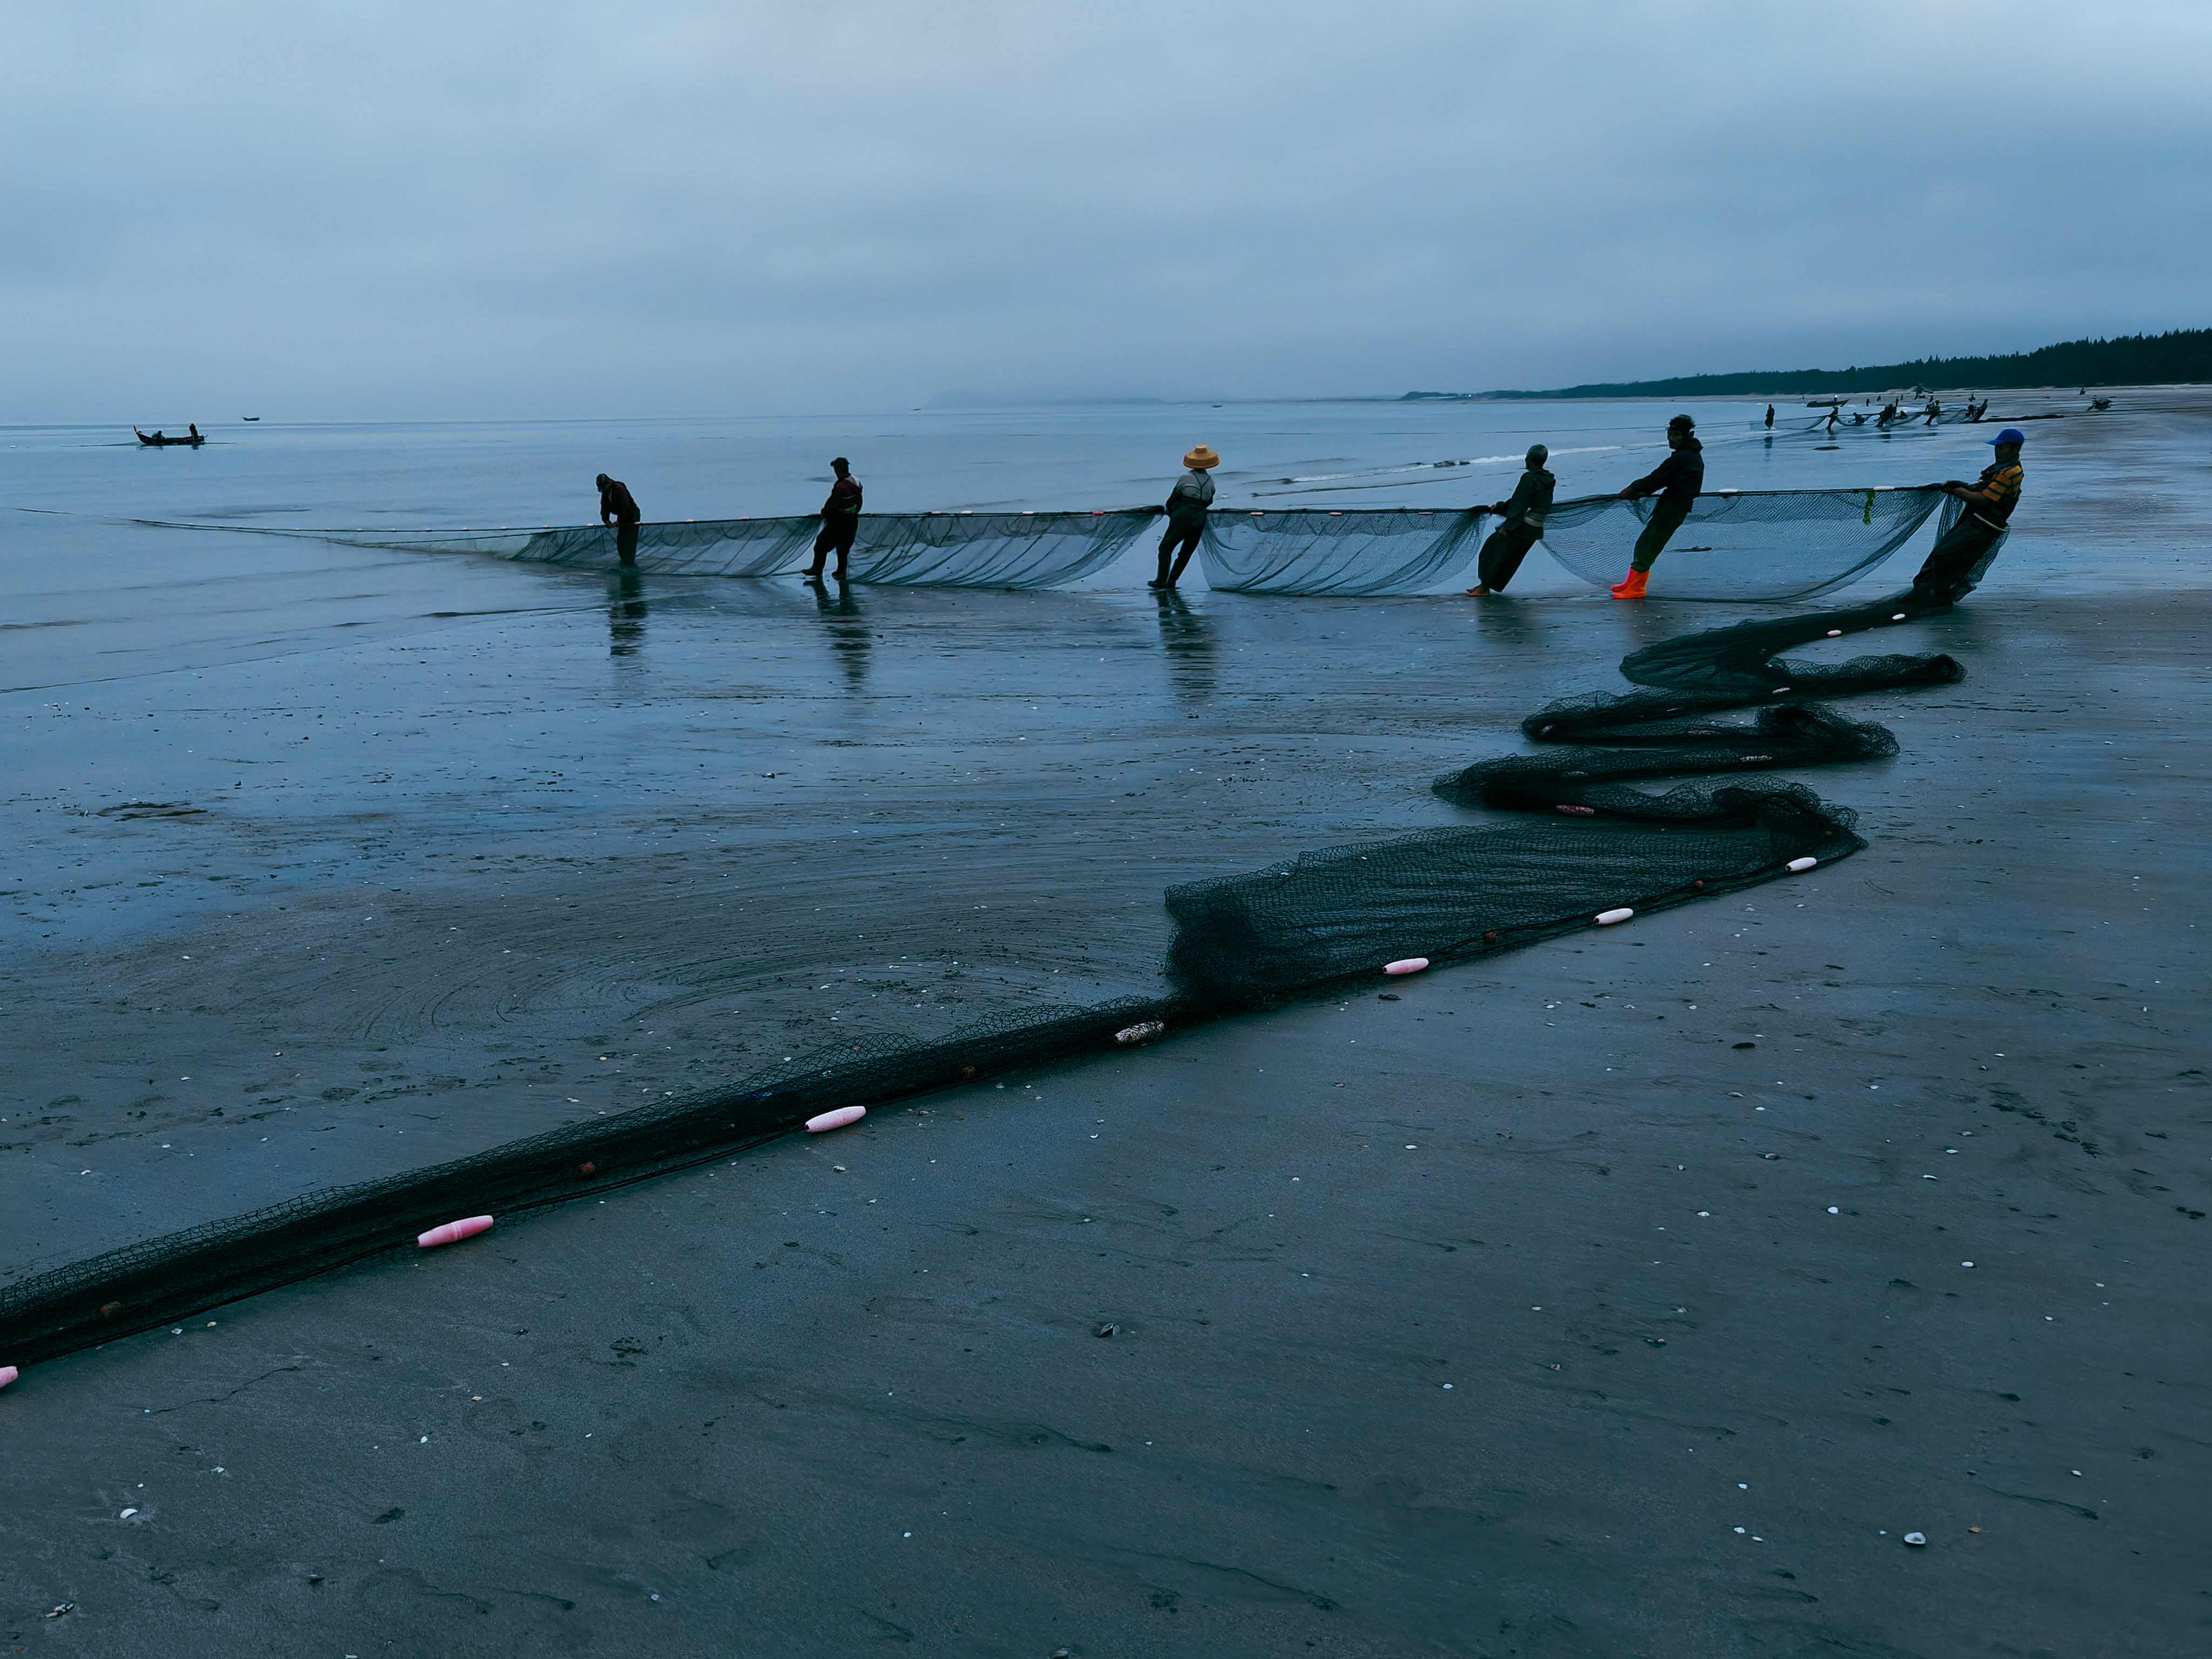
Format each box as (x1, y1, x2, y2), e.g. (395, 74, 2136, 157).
(2, 397, 2207, 1656)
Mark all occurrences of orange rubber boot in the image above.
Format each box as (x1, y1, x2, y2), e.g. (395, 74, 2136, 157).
(1611, 569, 1648, 600)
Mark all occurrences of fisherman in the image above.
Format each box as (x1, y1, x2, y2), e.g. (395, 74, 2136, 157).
(188, 423, 201, 441)
(596, 472, 643, 566)
(1923, 398, 1942, 425)
(1152, 445, 1218, 589)
(804, 457, 863, 582)
(1764, 404, 1775, 429)
(1824, 406, 1841, 433)
(1911, 428, 2023, 605)
(1609, 415, 1703, 599)
(1465, 444, 1555, 596)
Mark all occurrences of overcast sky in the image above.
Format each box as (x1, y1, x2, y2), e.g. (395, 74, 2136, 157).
(5, 1, 2207, 420)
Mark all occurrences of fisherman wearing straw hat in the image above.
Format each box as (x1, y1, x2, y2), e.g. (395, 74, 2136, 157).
(1152, 446, 1219, 589)
(1910, 428, 2024, 604)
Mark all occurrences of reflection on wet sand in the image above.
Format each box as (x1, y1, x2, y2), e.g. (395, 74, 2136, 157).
(1469, 589, 1541, 651)
(608, 567, 648, 657)
(814, 577, 871, 690)
(1153, 587, 1215, 706)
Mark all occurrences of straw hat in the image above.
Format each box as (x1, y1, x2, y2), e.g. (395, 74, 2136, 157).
(1183, 446, 1219, 470)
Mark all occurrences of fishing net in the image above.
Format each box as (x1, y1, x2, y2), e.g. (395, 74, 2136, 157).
(845, 510, 1154, 589)
(141, 486, 1953, 600)
(1198, 508, 1487, 596)
(188, 510, 1163, 591)
(1193, 489, 1947, 599)
(1534, 488, 1950, 601)
(0, 578, 1991, 1377)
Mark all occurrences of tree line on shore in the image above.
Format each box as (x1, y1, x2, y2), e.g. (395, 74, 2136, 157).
(1405, 326, 2212, 401)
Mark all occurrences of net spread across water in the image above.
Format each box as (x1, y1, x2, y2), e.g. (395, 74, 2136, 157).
(1195, 490, 1948, 601)
(0, 584, 1981, 1376)
(152, 485, 1957, 600)
(299, 509, 1162, 591)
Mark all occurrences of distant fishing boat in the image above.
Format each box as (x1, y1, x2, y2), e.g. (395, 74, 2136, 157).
(134, 426, 205, 447)
(242, 416, 260, 422)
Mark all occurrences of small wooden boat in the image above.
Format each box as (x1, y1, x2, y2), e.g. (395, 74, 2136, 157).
(241, 416, 261, 422)
(134, 427, 205, 447)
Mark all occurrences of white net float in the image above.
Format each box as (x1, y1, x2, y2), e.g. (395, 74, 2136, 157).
(416, 1215, 494, 1249)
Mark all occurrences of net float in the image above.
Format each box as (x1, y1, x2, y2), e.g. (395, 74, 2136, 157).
(1786, 856, 1818, 872)
(1555, 804, 1596, 815)
(416, 1215, 494, 1249)
(0, 1365, 17, 1391)
(1384, 957, 1429, 976)
(577, 1161, 597, 1177)
(1826, 629, 1843, 637)
(1595, 908, 1635, 926)
(805, 1105, 867, 1134)
(1115, 1020, 1166, 1046)
(1891, 612, 1907, 621)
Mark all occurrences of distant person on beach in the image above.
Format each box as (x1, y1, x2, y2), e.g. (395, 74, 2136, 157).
(1151, 446, 1218, 589)
(1764, 404, 1775, 429)
(1609, 415, 1703, 599)
(596, 472, 642, 566)
(1912, 427, 2024, 605)
(805, 457, 863, 582)
(1465, 444, 1555, 596)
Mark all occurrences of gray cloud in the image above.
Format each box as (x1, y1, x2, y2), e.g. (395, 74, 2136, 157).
(4, 0, 2206, 418)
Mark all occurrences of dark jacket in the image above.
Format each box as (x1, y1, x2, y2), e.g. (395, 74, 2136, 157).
(1626, 439, 1703, 509)
(821, 475, 863, 523)
(1493, 467, 1555, 531)
(599, 478, 641, 525)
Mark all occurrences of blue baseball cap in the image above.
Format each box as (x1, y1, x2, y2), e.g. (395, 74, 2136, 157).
(1987, 427, 2026, 446)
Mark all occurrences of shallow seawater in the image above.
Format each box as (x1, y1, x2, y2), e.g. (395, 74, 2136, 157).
(2, 391, 2204, 1266)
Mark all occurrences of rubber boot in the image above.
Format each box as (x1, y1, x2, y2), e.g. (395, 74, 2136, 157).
(1611, 569, 1648, 601)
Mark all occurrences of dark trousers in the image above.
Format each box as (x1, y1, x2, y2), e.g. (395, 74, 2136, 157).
(614, 522, 639, 566)
(1629, 497, 1693, 572)
(1156, 519, 1204, 585)
(810, 518, 859, 575)
(1911, 517, 2005, 605)
(1476, 523, 1541, 591)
